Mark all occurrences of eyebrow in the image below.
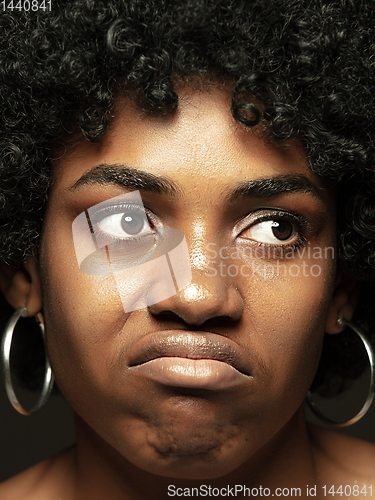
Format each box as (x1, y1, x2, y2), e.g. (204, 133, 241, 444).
(229, 174, 326, 204)
(69, 163, 180, 196)
(69, 164, 325, 204)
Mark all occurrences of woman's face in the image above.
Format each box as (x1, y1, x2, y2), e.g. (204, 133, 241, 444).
(40, 87, 337, 479)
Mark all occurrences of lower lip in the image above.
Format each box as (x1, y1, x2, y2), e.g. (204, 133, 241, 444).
(129, 357, 251, 390)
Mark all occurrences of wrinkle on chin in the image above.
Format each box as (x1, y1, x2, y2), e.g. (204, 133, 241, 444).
(146, 420, 240, 461)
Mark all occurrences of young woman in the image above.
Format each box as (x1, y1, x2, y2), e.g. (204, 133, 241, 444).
(1, 1, 375, 498)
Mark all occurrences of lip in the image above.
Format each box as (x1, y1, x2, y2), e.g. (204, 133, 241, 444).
(127, 331, 253, 390)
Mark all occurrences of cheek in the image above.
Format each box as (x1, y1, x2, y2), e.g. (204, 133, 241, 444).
(239, 255, 335, 403)
(40, 226, 130, 402)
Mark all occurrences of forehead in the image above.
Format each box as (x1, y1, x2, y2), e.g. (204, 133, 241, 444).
(51, 86, 329, 199)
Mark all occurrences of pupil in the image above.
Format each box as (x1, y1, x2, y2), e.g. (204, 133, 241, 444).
(271, 221, 293, 241)
(121, 213, 144, 235)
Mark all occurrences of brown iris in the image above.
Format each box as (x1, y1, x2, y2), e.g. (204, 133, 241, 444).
(121, 212, 145, 235)
(271, 220, 294, 241)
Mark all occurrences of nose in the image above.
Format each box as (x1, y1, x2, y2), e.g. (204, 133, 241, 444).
(147, 267, 244, 326)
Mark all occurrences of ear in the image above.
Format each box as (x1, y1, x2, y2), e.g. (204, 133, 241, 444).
(0, 257, 42, 316)
(325, 263, 359, 334)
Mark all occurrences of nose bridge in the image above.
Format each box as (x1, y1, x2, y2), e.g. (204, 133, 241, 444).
(189, 233, 239, 303)
(188, 219, 215, 273)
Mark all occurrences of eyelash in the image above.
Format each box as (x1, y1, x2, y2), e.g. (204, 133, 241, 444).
(90, 203, 157, 248)
(238, 210, 308, 255)
(89, 204, 309, 258)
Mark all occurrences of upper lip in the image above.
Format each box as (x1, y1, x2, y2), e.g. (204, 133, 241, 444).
(127, 331, 252, 376)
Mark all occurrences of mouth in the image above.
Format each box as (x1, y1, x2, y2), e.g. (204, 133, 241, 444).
(127, 331, 253, 390)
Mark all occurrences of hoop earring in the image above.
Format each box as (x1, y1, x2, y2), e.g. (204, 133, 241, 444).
(1, 307, 54, 415)
(307, 318, 375, 427)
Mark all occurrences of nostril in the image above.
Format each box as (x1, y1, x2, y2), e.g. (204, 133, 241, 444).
(149, 307, 242, 330)
(147, 278, 244, 325)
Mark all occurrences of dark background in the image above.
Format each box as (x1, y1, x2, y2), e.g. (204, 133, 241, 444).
(1, 366, 374, 482)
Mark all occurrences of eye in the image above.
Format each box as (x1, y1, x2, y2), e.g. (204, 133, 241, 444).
(241, 219, 296, 245)
(96, 210, 152, 239)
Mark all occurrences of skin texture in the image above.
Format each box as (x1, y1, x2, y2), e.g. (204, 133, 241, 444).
(1, 86, 374, 499)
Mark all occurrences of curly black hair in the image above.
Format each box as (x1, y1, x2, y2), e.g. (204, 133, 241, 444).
(1, 0, 375, 397)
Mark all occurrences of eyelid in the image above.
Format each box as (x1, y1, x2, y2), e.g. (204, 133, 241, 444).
(91, 202, 145, 219)
(90, 202, 160, 229)
(86, 203, 161, 252)
(233, 209, 309, 237)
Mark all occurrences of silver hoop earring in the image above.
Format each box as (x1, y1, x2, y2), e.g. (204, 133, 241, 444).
(307, 318, 375, 427)
(1, 307, 54, 415)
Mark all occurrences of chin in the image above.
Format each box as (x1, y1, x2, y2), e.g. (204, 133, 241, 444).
(134, 446, 247, 481)
(126, 410, 249, 480)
